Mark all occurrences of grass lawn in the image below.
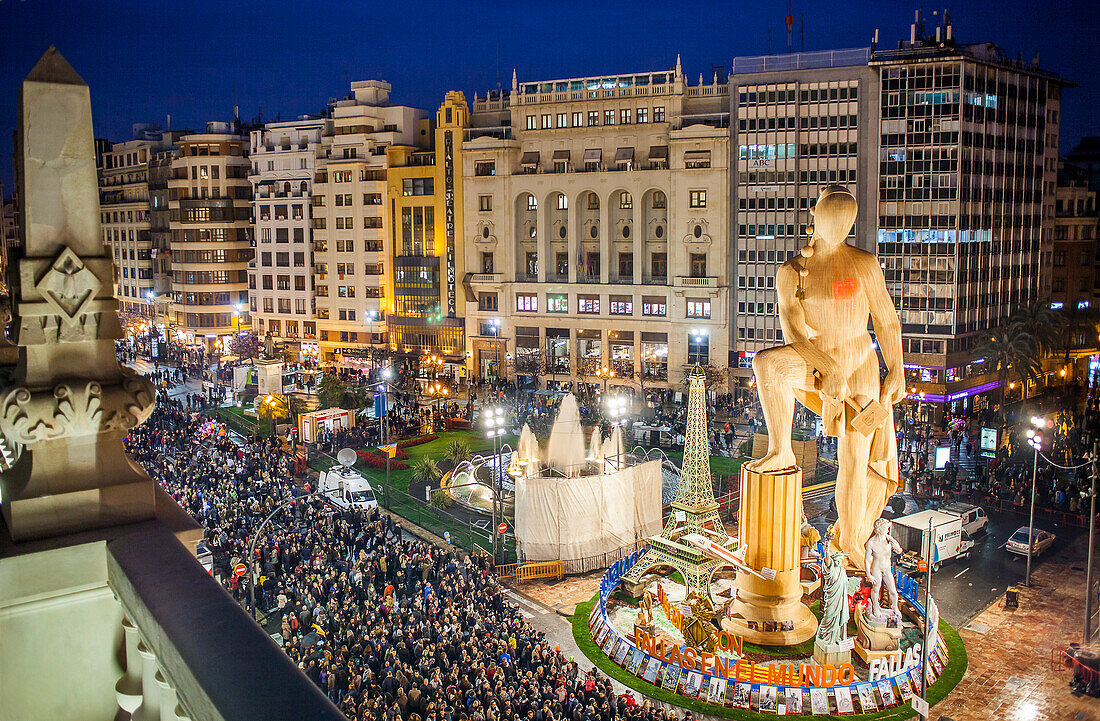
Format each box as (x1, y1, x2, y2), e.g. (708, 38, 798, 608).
(572, 595, 966, 721)
(311, 430, 517, 557)
(215, 405, 271, 436)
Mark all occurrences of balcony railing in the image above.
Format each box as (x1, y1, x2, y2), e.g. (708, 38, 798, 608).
(674, 275, 717, 288)
(641, 274, 668, 285)
(106, 522, 345, 721)
(468, 273, 502, 283)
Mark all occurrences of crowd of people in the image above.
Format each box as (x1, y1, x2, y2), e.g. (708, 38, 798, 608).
(124, 395, 693, 721)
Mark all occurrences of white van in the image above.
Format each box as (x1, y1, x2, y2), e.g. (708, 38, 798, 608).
(891, 510, 975, 572)
(319, 465, 378, 511)
(939, 502, 989, 536)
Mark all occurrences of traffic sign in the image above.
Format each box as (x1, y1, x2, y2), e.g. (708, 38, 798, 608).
(498, 522, 507, 534)
(234, 563, 247, 577)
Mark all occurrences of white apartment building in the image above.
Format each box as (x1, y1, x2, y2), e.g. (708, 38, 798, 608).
(168, 123, 253, 347)
(310, 80, 426, 362)
(248, 117, 325, 357)
(100, 137, 156, 317)
(463, 60, 730, 391)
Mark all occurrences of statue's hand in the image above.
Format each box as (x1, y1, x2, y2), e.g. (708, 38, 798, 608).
(881, 369, 905, 407)
(818, 369, 849, 402)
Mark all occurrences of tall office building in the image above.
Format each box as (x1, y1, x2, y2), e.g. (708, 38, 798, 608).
(729, 49, 879, 388)
(168, 122, 253, 349)
(463, 60, 730, 390)
(248, 117, 325, 358)
(310, 80, 426, 362)
(1050, 162, 1099, 376)
(729, 16, 1065, 419)
(384, 91, 470, 359)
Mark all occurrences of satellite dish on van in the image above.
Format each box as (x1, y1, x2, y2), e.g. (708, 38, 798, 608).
(336, 448, 357, 468)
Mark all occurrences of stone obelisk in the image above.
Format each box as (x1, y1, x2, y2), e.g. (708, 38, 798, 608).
(0, 48, 156, 540)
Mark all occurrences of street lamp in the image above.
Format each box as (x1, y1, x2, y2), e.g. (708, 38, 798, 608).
(604, 395, 630, 470)
(366, 309, 379, 374)
(690, 327, 709, 365)
(596, 365, 616, 399)
(488, 318, 502, 381)
(262, 393, 294, 437)
(425, 381, 449, 431)
(1024, 415, 1051, 586)
(483, 406, 506, 563)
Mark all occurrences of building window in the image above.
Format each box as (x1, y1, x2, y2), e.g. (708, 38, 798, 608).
(610, 297, 633, 315)
(689, 190, 707, 208)
(547, 294, 568, 313)
(620, 109, 631, 124)
(526, 252, 538, 277)
(557, 193, 568, 210)
(557, 113, 568, 128)
(526, 115, 537, 130)
(402, 178, 434, 196)
(541, 114, 552, 129)
(479, 195, 493, 211)
(637, 108, 648, 123)
(687, 333, 709, 364)
(572, 112, 582, 127)
(475, 161, 496, 176)
(604, 110, 615, 125)
(618, 253, 633, 278)
(690, 254, 707, 277)
(686, 299, 711, 318)
(578, 295, 600, 314)
(516, 293, 538, 312)
(619, 191, 633, 209)
(482, 252, 494, 273)
(588, 111, 599, 126)
(556, 253, 569, 277)
(642, 298, 666, 316)
(652, 190, 666, 209)
(654, 106, 665, 122)
(479, 293, 498, 311)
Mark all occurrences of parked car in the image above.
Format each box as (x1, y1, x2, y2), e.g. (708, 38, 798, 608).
(940, 502, 989, 536)
(1005, 526, 1055, 557)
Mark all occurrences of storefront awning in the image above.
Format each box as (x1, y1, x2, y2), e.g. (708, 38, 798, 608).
(648, 145, 668, 160)
(552, 149, 571, 161)
(582, 148, 602, 162)
(684, 149, 711, 164)
(520, 151, 540, 166)
(614, 147, 635, 164)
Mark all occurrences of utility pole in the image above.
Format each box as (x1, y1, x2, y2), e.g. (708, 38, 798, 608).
(1085, 440, 1098, 643)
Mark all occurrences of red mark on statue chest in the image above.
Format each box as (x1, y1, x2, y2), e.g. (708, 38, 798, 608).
(832, 277, 858, 301)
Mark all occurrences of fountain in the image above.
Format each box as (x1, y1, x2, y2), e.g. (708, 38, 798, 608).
(546, 393, 588, 477)
(513, 393, 663, 570)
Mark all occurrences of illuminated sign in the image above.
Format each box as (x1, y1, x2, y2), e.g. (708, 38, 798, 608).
(934, 446, 951, 470)
(443, 131, 457, 317)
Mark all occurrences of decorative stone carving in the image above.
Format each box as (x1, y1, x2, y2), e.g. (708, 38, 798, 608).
(0, 374, 155, 444)
(36, 246, 101, 323)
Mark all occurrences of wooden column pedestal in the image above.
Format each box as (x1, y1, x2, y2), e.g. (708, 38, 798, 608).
(725, 465, 817, 645)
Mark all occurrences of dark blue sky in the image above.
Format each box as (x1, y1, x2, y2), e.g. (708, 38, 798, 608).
(1, 0, 1097, 194)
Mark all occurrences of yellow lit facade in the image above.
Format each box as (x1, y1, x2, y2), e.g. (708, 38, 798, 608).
(384, 91, 469, 359)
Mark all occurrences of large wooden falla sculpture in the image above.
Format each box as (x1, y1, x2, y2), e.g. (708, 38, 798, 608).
(727, 184, 905, 644)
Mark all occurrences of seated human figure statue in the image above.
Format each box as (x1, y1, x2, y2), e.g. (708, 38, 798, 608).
(746, 185, 905, 568)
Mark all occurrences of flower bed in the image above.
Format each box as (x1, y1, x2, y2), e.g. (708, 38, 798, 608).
(397, 434, 438, 449)
(356, 449, 408, 470)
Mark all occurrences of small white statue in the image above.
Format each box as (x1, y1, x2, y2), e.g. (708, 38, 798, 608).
(864, 517, 902, 620)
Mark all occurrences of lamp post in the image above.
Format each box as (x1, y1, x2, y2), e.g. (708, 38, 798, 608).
(596, 365, 615, 400)
(262, 393, 294, 437)
(604, 395, 629, 470)
(690, 326, 710, 365)
(1025, 415, 1048, 587)
(483, 406, 506, 564)
(488, 318, 501, 381)
(425, 381, 449, 432)
(248, 491, 325, 621)
(366, 309, 379, 375)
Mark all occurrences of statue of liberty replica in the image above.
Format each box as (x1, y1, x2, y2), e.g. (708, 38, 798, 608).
(814, 527, 852, 665)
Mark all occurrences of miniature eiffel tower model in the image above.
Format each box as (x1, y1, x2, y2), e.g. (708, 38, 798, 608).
(620, 365, 734, 598)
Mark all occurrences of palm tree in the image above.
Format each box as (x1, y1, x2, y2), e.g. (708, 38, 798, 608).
(445, 439, 472, 466)
(1009, 301, 1065, 356)
(411, 456, 441, 486)
(974, 324, 1044, 413)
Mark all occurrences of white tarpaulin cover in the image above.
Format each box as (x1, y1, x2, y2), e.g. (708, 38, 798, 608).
(516, 459, 663, 568)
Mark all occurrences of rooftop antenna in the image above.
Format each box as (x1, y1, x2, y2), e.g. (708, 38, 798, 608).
(785, 0, 793, 54)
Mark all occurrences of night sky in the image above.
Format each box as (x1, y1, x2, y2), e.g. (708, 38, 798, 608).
(1, 0, 1097, 194)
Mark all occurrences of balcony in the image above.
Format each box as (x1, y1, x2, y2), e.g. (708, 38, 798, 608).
(469, 273, 502, 283)
(609, 274, 635, 285)
(642, 274, 668, 285)
(674, 275, 717, 288)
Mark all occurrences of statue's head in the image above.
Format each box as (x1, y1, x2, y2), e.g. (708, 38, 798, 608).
(810, 185, 857, 247)
(873, 517, 891, 537)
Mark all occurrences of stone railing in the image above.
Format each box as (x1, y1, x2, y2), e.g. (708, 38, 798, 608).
(107, 523, 344, 721)
(673, 275, 718, 288)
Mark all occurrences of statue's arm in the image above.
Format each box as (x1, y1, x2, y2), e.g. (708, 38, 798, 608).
(776, 263, 842, 383)
(863, 254, 905, 405)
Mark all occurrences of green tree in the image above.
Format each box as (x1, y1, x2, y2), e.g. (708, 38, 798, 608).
(975, 324, 1043, 413)
(445, 439, 472, 466)
(411, 456, 441, 486)
(229, 332, 260, 363)
(1009, 301, 1065, 356)
(317, 373, 344, 409)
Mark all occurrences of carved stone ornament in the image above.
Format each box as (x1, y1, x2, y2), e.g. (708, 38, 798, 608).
(0, 373, 154, 445)
(35, 246, 102, 324)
